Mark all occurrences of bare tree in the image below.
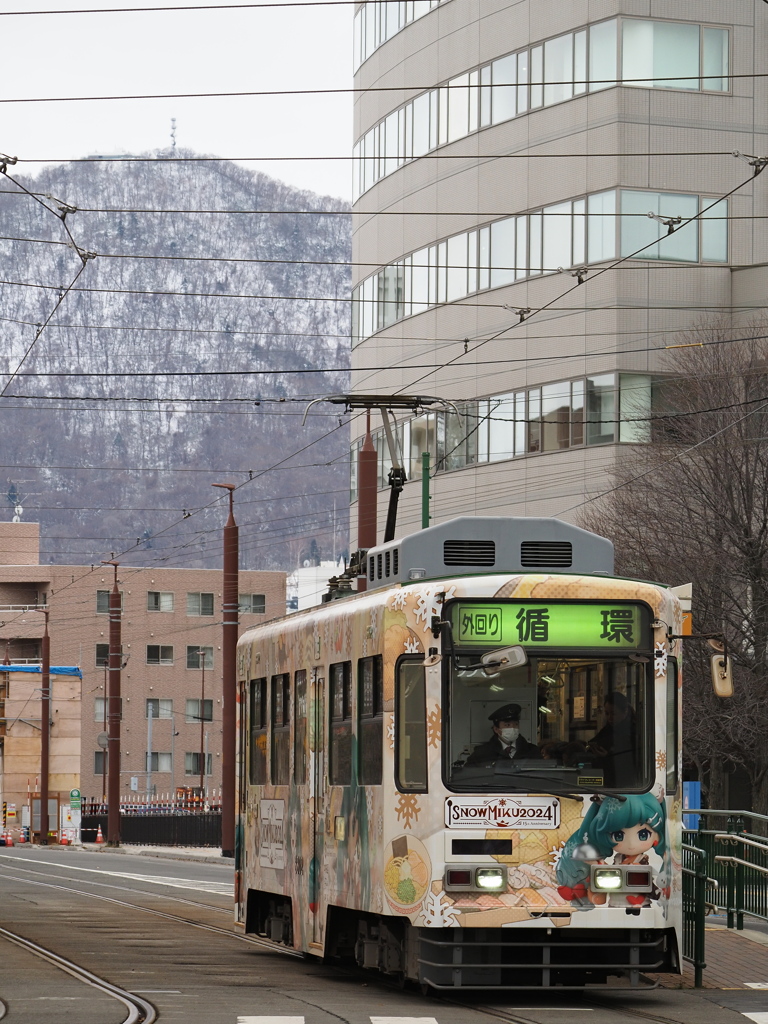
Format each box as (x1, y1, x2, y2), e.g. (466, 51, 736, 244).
(581, 319, 768, 814)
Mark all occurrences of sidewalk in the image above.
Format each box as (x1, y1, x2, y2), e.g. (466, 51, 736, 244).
(79, 842, 233, 866)
(655, 918, 768, 990)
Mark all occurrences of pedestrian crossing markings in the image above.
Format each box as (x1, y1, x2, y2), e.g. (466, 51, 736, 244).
(237, 1018, 439, 1024)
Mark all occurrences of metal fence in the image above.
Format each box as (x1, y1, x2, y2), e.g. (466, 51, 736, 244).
(80, 794, 222, 847)
(80, 811, 221, 847)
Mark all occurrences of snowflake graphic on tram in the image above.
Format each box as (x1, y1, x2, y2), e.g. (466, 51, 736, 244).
(235, 516, 687, 990)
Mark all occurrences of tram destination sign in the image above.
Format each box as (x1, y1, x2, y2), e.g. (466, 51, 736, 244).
(445, 796, 560, 829)
(452, 601, 643, 649)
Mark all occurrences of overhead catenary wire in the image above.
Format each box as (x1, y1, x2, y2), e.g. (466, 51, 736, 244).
(0, 76, 765, 104)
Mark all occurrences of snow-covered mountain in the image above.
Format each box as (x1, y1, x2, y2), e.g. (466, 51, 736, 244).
(0, 152, 351, 570)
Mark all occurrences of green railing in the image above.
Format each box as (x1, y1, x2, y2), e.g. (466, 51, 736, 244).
(682, 808, 768, 987)
(681, 843, 709, 988)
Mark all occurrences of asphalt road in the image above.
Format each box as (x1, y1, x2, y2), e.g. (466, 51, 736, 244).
(0, 846, 766, 1024)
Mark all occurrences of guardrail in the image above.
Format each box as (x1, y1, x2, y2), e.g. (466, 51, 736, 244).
(712, 833, 768, 929)
(682, 843, 712, 988)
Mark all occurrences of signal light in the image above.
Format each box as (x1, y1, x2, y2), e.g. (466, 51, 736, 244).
(446, 869, 472, 887)
(626, 870, 651, 888)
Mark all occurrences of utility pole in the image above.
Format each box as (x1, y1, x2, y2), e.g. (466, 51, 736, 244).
(103, 561, 122, 846)
(39, 609, 50, 844)
(213, 482, 238, 858)
(421, 452, 430, 529)
(197, 649, 206, 794)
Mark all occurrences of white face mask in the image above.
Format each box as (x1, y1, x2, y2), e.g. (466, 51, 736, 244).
(500, 727, 519, 745)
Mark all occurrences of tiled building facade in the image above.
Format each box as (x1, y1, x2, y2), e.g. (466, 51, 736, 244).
(0, 522, 285, 814)
(351, 0, 767, 532)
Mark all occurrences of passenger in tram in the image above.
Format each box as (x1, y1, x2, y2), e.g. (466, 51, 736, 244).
(587, 692, 636, 786)
(465, 703, 541, 765)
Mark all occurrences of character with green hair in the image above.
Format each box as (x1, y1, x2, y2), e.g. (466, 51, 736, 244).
(557, 794, 667, 909)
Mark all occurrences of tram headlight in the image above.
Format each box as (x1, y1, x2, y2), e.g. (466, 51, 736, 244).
(475, 868, 506, 890)
(593, 869, 623, 890)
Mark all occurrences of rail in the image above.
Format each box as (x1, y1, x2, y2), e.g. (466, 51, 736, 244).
(681, 843, 714, 988)
(712, 832, 768, 930)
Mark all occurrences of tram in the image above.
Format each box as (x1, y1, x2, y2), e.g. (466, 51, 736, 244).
(235, 516, 683, 989)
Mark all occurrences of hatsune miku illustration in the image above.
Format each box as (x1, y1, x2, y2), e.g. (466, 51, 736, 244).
(556, 794, 668, 909)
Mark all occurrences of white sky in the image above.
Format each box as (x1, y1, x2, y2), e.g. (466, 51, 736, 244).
(1, 0, 353, 200)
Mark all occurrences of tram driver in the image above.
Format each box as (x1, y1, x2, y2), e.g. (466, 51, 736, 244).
(465, 703, 541, 765)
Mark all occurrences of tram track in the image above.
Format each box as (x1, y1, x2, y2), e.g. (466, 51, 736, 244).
(459, 995, 692, 1024)
(0, 867, 303, 956)
(0, 854, 231, 916)
(0, 860, 695, 1024)
(0, 923, 157, 1024)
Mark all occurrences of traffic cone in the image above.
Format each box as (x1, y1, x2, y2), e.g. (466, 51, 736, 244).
(5, 831, 13, 847)
(16, 829, 25, 844)
(60, 833, 69, 845)
(95, 824, 105, 844)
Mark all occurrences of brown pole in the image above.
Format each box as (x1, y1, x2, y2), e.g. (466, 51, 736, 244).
(198, 650, 206, 793)
(103, 561, 122, 846)
(214, 482, 238, 857)
(102, 664, 108, 802)
(357, 412, 377, 593)
(39, 610, 50, 844)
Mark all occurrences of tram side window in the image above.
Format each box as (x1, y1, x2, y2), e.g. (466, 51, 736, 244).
(329, 661, 352, 786)
(666, 659, 678, 793)
(396, 659, 428, 793)
(249, 678, 267, 785)
(358, 655, 383, 785)
(271, 673, 290, 785)
(294, 669, 308, 784)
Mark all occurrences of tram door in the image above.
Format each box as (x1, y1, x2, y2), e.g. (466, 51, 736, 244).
(310, 668, 326, 946)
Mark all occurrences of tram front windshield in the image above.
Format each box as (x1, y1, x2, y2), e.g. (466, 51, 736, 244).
(447, 655, 652, 793)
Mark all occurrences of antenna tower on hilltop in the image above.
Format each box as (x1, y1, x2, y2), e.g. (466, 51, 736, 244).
(170, 117, 177, 153)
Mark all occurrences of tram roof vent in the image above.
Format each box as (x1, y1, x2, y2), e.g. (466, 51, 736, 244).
(364, 516, 613, 590)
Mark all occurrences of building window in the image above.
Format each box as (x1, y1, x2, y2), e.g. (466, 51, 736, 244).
(146, 645, 174, 666)
(353, 18, 729, 200)
(249, 678, 267, 785)
(185, 752, 212, 777)
(95, 696, 121, 721)
(147, 591, 174, 612)
(238, 594, 266, 614)
(186, 646, 213, 670)
(354, 0, 445, 70)
(329, 661, 352, 786)
(352, 188, 728, 346)
(350, 372, 659, 494)
(187, 592, 214, 616)
(94, 750, 108, 774)
(358, 656, 383, 786)
(186, 698, 213, 723)
(146, 698, 172, 719)
(96, 590, 123, 613)
(96, 644, 109, 667)
(146, 752, 172, 772)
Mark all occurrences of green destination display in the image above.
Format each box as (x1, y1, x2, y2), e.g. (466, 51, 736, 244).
(452, 602, 644, 649)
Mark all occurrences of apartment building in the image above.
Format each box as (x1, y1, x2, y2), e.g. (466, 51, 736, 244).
(0, 522, 285, 818)
(350, 0, 767, 533)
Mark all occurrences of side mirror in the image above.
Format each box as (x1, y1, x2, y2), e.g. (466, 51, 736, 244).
(711, 654, 733, 698)
(481, 646, 528, 676)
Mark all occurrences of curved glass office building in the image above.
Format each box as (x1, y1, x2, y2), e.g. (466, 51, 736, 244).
(351, 0, 766, 531)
